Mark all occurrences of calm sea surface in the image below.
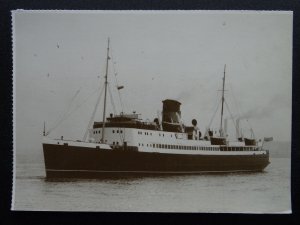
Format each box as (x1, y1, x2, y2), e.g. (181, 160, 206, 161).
(13, 156, 291, 213)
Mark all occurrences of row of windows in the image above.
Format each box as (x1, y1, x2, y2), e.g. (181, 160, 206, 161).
(137, 144, 256, 152)
(112, 130, 123, 134)
(138, 131, 152, 136)
(93, 130, 101, 134)
(221, 147, 256, 151)
(94, 129, 172, 137)
(93, 129, 123, 134)
(138, 143, 219, 151)
(137, 131, 170, 137)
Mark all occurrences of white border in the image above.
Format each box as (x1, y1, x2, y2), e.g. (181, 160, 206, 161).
(13, 9, 292, 15)
(11, 10, 16, 211)
(11, 9, 292, 213)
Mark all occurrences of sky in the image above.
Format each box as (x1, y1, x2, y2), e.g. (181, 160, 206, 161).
(13, 10, 292, 156)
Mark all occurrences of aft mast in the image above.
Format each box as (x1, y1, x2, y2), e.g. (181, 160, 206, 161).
(101, 38, 110, 143)
(220, 64, 226, 137)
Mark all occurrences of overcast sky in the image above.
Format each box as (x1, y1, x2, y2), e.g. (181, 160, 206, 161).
(13, 10, 292, 156)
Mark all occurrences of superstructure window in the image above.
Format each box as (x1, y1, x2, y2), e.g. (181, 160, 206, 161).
(112, 130, 115, 133)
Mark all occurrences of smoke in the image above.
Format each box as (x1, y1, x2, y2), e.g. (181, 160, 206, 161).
(176, 84, 203, 103)
(238, 94, 290, 120)
(176, 90, 193, 103)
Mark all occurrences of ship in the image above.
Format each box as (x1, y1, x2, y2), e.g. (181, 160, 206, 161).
(43, 39, 271, 179)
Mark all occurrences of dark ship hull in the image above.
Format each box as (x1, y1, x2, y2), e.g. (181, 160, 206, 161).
(43, 143, 270, 179)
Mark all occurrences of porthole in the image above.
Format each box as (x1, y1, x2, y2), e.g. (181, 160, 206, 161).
(112, 130, 115, 133)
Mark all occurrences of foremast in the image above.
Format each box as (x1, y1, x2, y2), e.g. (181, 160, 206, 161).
(101, 38, 110, 143)
(220, 64, 226, 137)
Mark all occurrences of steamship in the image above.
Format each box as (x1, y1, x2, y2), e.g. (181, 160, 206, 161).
(43, 39, 270, 179)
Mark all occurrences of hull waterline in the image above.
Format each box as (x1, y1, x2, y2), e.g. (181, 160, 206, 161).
(43, 143, 270, 179)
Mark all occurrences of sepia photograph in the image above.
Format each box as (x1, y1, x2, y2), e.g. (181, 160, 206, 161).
(12, 10, 292, 213)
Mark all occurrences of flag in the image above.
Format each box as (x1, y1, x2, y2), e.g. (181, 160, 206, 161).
(264, 137, 273, 142)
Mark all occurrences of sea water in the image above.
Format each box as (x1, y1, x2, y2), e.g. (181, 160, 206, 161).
(12, 155, 291, 213)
